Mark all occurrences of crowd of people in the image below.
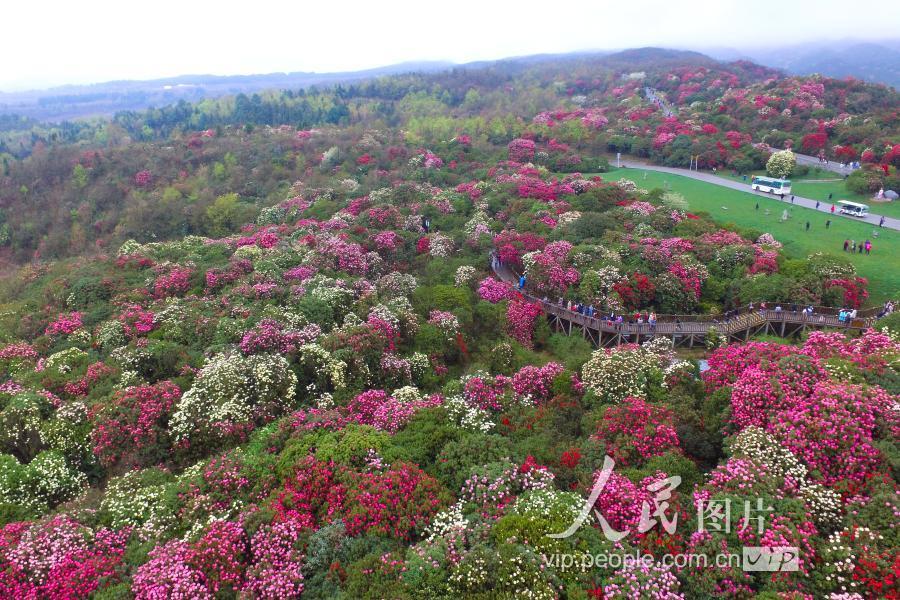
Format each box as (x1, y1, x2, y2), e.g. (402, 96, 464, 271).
(843, 239, 873, 254)
(493, 254, 892, 336)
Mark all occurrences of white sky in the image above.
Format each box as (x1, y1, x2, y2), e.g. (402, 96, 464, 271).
(3, 0, 898, 91)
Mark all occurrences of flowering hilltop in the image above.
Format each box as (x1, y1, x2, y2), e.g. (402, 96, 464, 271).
(0, 84, 898, 599)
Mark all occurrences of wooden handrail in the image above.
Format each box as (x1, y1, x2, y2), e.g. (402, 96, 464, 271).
(489, 253, 890, 334)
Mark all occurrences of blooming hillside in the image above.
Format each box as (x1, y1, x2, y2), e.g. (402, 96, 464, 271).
(0, 130, 898, 598)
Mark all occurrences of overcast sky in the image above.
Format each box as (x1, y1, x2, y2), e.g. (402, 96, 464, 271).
(3, 0, 898, 91)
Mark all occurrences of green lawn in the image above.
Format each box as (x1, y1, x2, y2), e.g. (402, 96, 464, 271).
(599, 167, 900, 304)
(712, 169, 900, 219)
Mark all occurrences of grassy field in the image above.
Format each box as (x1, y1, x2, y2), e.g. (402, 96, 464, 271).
(598, 167, 900, 304)
(712, 169, 900, 219)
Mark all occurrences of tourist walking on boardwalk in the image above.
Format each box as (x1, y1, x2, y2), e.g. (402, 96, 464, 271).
(880, 216, 886, 227)
(831, 204, 835, 214)
(816, 201, 820, 209)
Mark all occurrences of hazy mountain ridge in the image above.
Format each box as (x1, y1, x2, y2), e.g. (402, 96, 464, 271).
(704, 40, 900, 88)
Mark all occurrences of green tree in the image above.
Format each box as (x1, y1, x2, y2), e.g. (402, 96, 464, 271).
(205, 192, 242, 236)
(71, 164, 89, 189)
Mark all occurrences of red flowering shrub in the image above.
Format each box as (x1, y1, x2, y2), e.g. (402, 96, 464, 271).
(274, 456, 345, 528)
(341, 463, 448, 540)
(801, 133, 827, 154)
(133, 170, 152, 186)
(91, 381, 181, 467)
(613, 272, 656, 309)
(824, 277, 869, 309)
(595, 397, 680, 466)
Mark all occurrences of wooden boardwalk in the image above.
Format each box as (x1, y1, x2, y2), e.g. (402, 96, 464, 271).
(490, 256, 884, 348)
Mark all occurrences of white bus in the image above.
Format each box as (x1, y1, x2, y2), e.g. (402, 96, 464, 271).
(838, 201, 869, 217)
(751, 176, 792, 194)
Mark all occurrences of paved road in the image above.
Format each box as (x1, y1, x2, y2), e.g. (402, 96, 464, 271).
(620, 161, 900, 231)
(794, 152, 856, 176)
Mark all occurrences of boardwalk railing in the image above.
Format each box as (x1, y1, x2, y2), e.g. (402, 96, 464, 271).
(490, 254, 889, 348)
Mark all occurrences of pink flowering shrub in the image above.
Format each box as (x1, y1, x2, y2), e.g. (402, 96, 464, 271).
(118, 304, 157, 337)
(0, 518, 129, 598)
(0, 342, 38, 362)
(272, 457, 447, 541)
(769, 381, 895, 485)
(590, 471, 673, 535)
(703, 342, 793, 391)
(594, 397, 681, 466)
(317, 235, 368, 275)
(477, 277, 516, 303)
(91, 381, 181, 467)
(345, 389, 442, 433)
(526, 240, 580, 293)
(462, 373, 511, 411)
(729, 354, 827, 429)
(506, 298, 543, 348)
(132, 539, 211, 599)
(63, 361, 115, 397)
(510, 362, 564, 404)
(243, 521, 306, 598)
(283, 265, 317, 282)
(802, 329, 899, 372)
(45, 311, 83, 336)
(133, 170, 152, 186)
(153, 266, 193, 298)
(493, 230, 546, 269)
(507, 138, 536, 163)
(239, 319, 321, 355)
(371, 230, 403, 252)
(274, 457, 345, 528)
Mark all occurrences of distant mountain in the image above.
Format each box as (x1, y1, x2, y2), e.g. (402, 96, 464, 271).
(2, 42, 895, 123)
(704, 40, 900, 89)
(0, 61, 455, 122)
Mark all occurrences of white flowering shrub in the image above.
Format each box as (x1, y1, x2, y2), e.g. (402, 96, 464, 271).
(234, 244, 264, 261)
(96, 319, 127, 350)
(256, 205, 287, 226)
(170, 353, 297, 447)
(99, 470, 174, 536)
(445, 395, 495, 433)
(44, 348, 88, 374)
(766, 149, 796, 178)
(297, 343, 347, 393)
(0, 450, 87, 515)
(429, 233, 455, 258)
(727, 426, 809, 482)
(376, 271, 418, 299)
(454, 266, 476, 288)
(581, 347, 664, 404)
(391, 385, 422, 404)
(423, 501, 469, 543)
